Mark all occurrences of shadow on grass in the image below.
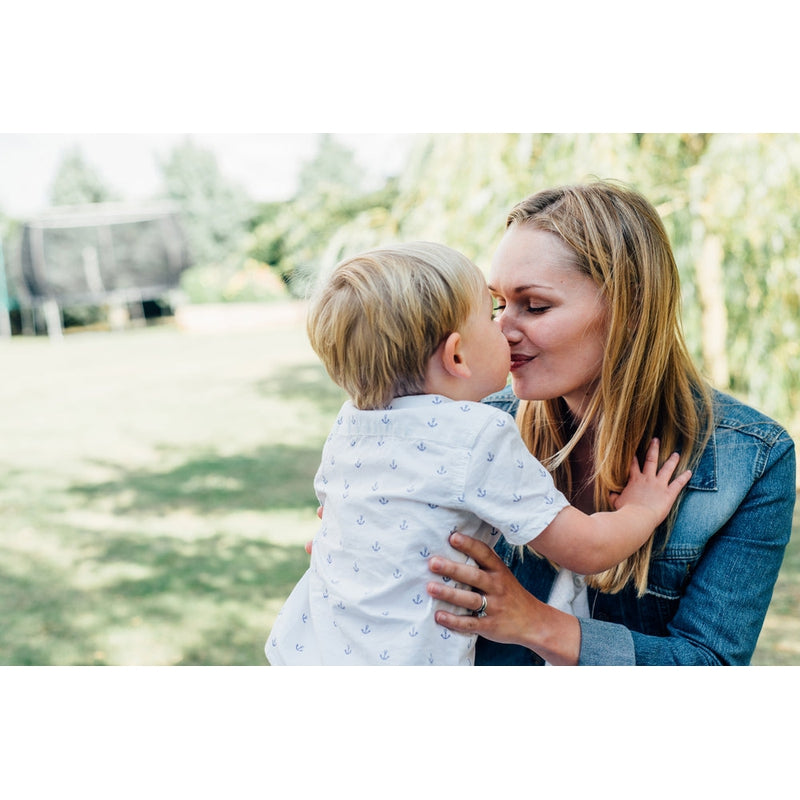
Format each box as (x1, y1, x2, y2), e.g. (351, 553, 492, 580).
(0, 530, 310, 665)
(1, 349, 355, 665)
(68, 442, 322, 515)
(3, 436, 327, 664)
(0, 552, 92, 665)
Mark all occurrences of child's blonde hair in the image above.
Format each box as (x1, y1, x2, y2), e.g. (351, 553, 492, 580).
(307, 242, 487, 410)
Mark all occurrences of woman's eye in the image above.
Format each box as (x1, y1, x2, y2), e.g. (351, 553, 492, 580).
(492, 304, 505, 319)
(527, 305, 550, 314)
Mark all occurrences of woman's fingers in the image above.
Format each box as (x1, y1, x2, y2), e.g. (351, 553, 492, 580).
(432, 605, 484, 635)
(427, 533, 547, 649)
(427, 532, 509, 625)
(426, 577, 484, 612)
(446, 531, 499, 568)
(429, 533, 498, 589)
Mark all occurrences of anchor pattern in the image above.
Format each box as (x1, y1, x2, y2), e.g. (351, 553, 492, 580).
(265, 394, 568, 666)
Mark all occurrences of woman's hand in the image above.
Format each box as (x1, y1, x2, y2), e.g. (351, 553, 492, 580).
(427, 533, 581, 665)
(427, 533, 535, 645)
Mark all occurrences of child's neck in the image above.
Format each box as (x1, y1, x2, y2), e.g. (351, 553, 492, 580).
(422, 373, 480, 404)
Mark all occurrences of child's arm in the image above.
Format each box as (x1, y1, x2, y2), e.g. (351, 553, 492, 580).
(531, 439, 691, 574)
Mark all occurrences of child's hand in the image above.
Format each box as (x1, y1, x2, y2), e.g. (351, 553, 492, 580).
(611, 438, 692, 526)
(305, 506, 324, 555)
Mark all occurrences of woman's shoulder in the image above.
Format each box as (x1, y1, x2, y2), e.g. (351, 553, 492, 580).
(711, 389, 793, 447)
(482, 385, 519, 416)
(694, 389, 796, 492)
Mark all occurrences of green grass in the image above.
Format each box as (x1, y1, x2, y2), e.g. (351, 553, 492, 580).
(0, 314, 347, 665)
(0, 312, 797, 665)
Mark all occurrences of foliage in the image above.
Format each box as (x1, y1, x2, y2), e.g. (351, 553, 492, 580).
(180, 256, 288, 304)
(18, 132, 800, 442)
(49, 147, 119, 206)
(158, 138, 256, 280)
(247, 135, 400, 297)
(299, 132, 800, 444)
(156, 138, 289, 304)
(690, 134, 800, 433)
(296, 133, 366, 196)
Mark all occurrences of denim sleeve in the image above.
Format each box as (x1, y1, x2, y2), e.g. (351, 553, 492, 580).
(577, 618, 636, 665)
(579, 433, 796, 666)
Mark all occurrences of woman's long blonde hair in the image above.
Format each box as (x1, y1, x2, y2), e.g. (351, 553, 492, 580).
(509, 182, 713, 595)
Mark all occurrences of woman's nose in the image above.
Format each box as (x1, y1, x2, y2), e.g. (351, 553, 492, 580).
(498, 310, 522, 342)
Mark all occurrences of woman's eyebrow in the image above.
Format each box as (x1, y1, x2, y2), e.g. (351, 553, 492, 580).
(488, 283, 552, 294)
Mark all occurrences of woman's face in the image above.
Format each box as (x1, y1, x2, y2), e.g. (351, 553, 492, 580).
(488, 225, 609, 419)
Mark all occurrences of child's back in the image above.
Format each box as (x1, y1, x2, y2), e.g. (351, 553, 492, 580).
(266, 394, 568, 665)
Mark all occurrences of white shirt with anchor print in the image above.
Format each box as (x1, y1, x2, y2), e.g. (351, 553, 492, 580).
(266, 394, 569, 666)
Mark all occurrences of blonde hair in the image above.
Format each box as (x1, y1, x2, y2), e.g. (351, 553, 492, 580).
(508, 182, 713, 595)
(307, 242, 487, 410)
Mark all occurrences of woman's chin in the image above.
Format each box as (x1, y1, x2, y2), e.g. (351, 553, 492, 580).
(510, 373, 550, 403)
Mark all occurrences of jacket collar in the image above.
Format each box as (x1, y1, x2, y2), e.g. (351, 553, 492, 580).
(687, 426, 717, 491)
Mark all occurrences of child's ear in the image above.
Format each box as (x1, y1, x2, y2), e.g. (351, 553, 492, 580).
(441, 331, 472, 379)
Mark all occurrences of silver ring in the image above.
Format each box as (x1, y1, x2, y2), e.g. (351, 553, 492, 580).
(473, 593, 488, 617)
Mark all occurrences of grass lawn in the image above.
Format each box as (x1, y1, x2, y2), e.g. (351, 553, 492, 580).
(1, 309, 797, 665)
(0, 309, 347, 665)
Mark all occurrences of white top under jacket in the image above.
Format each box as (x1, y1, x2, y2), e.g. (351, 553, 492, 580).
(265, 394, 569, 666)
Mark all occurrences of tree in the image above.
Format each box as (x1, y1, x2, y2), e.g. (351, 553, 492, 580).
(247, 135, 397, 295)
(49, 147, 118, 206)
(691, 134, 800, 432)
(158, 138, 254, 267)
(243, 132, 800, 444)
(328, 132, 800, 441)
(296, 133, 366, 197)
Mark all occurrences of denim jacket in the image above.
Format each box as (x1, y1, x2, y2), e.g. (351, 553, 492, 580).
(476, 387, 796, 666)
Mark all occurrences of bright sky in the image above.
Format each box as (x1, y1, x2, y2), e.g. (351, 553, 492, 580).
(0, 133, 413, 218)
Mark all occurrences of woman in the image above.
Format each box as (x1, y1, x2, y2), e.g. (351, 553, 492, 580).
(426, 181, 796, 665)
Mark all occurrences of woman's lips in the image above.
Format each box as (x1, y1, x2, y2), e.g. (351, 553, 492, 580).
(509, 354, 534, 372)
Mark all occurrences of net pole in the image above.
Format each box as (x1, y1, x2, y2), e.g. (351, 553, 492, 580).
(0, 237, 11, 338)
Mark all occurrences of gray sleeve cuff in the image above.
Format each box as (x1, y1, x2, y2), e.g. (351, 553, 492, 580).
(577, 617, 636, 665)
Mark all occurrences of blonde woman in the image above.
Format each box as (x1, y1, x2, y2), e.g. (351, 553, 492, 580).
(266, 241, 690, 666)
(427, 181, 796, 665)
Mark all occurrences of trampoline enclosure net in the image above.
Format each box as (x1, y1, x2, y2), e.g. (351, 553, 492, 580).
(14, 204, 192, 304)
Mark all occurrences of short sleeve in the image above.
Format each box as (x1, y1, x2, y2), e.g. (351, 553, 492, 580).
(463, 411, 569, 545)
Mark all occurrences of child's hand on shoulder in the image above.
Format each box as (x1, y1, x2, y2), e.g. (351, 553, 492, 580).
(612, 438, 691, 525)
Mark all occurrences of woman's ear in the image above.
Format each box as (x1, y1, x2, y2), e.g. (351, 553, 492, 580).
(441, 331, 472, 379)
